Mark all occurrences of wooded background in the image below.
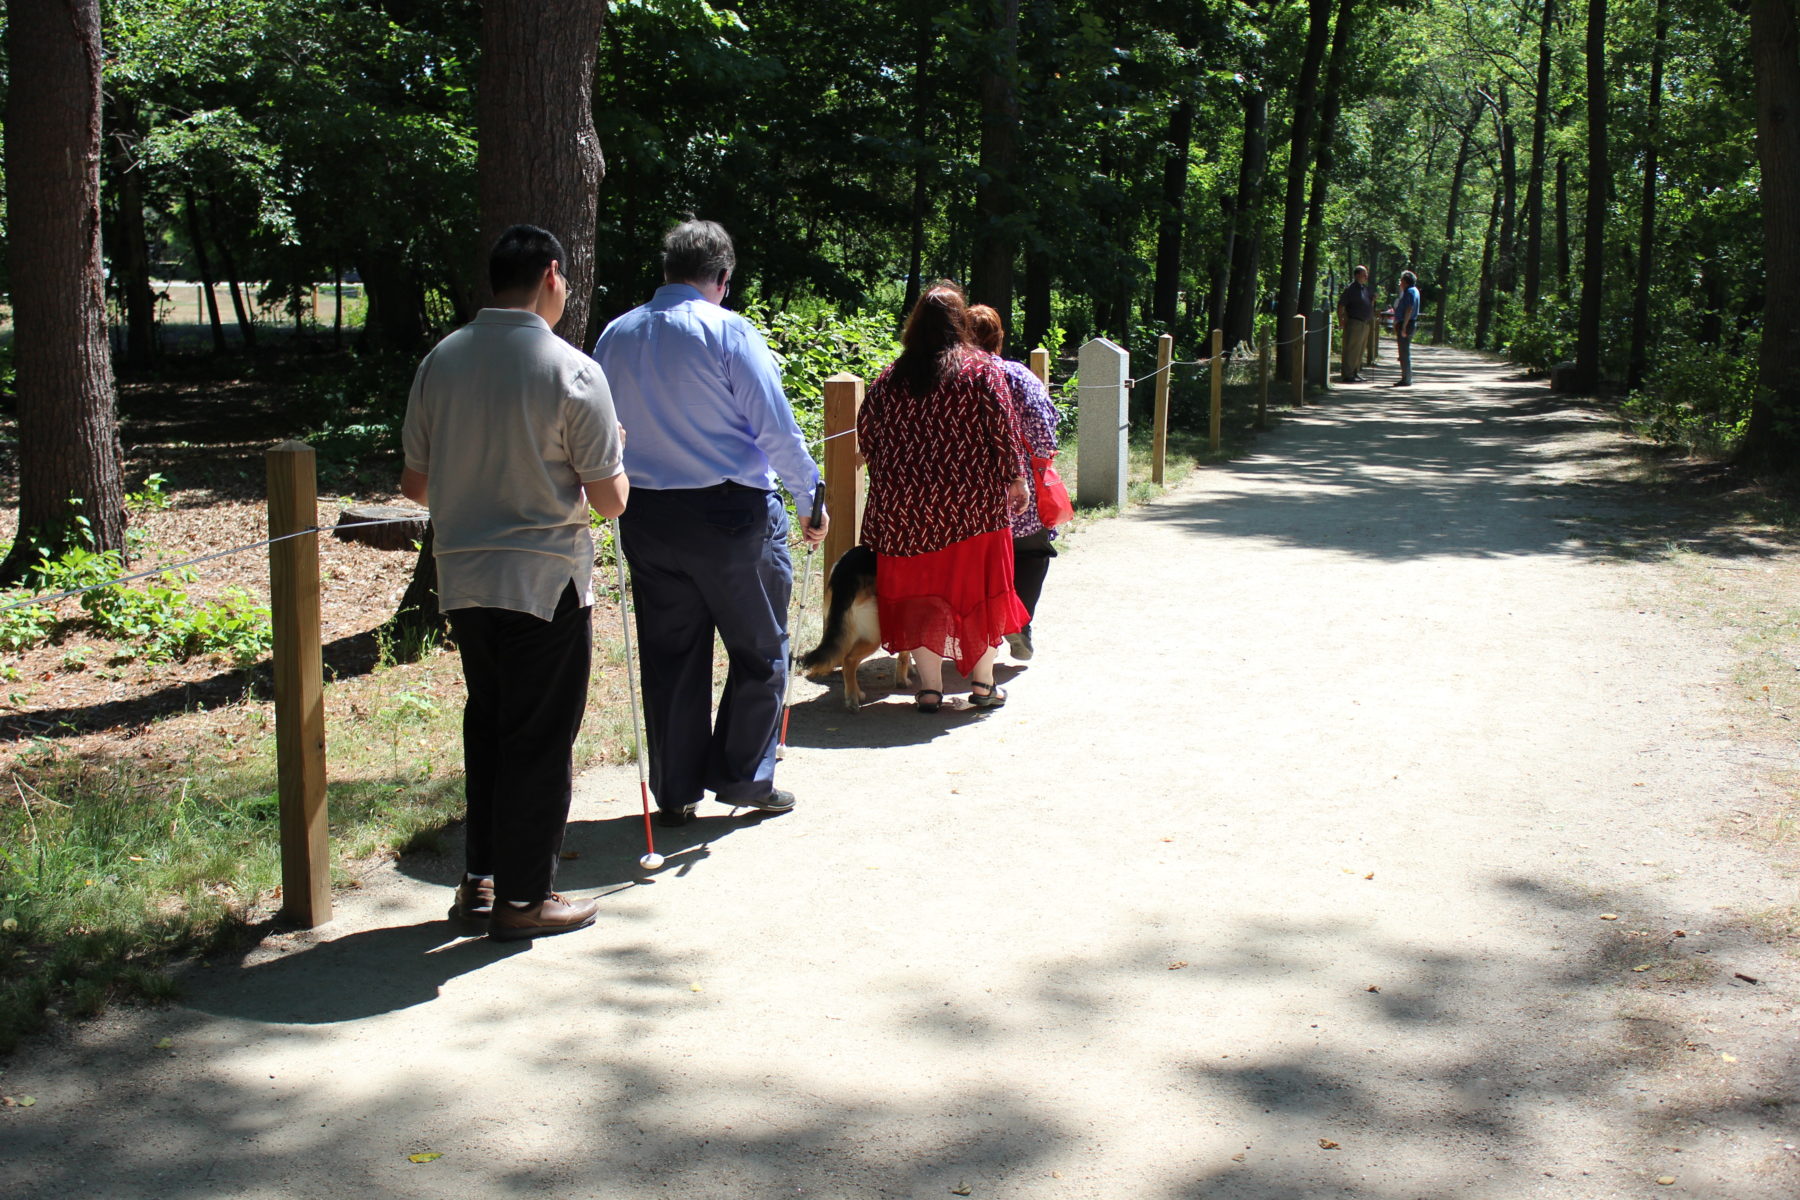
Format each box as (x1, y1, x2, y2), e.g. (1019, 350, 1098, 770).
(1, 0, 1795, 573)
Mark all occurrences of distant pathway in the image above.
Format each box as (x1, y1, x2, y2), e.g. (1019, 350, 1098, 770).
(5, 344, 1797, 1200)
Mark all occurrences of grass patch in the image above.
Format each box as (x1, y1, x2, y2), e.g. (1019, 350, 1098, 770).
(0, 624, 643, 1054)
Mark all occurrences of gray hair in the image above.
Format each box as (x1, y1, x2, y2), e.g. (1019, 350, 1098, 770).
(662, 220, 736, 285)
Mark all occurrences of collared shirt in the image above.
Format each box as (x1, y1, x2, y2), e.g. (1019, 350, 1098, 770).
(591, 284, 821, 499)
(402, 308, 623, 619)
(1338, 281, 1374, 322)
(1394, 285, 1422, 330)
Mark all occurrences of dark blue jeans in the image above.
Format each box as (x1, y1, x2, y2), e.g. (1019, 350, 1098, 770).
(618, 486, 793, 811)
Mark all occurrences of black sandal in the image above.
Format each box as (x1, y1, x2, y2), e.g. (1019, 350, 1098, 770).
(968, 681, 1007, 709)
(914, 689, 943, 714)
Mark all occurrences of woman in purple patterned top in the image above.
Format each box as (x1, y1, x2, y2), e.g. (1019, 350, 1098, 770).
(967, 305, 1059, 661)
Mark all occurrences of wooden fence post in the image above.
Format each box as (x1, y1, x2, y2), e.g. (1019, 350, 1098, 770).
(1151, 334, 1172, 484)
(1290, 314, 1307, 408)
(266, 441, 330, 927)
(1209, 329, 1224, 452)
(1257, 333, 1271, 429)
(821, 373, 864, 572)
(1029, 347, 1050, 385)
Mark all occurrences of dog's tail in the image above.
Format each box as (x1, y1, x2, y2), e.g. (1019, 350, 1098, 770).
(799, 545, 876, 678)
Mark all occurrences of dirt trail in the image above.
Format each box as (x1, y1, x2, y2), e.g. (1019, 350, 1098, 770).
(4, 346, 1798, 1199)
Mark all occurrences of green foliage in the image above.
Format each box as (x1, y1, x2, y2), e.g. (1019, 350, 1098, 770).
(125, 472, 171, 514)
(1621, 338, 1762, 457)
(738, 302, 900, 445)
(0, 600, 55, 653)
(1499, 298, 1577, 372)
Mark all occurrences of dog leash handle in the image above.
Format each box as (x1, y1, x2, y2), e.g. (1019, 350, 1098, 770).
(808, 479, 826, 531)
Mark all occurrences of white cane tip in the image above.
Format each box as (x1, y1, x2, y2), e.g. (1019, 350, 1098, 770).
(639, 853, 664, 870)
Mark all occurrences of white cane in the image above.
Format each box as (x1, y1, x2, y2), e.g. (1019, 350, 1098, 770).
(610, 519, 662, 870)
(777, 480, 826, 760)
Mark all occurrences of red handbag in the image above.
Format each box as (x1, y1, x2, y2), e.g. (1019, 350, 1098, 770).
(1032, 454, 1074, 527)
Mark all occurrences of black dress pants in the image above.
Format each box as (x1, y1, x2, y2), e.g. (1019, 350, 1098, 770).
(1012, 528, 1057, 633)
(618, 485, 792, 813)
(446, 583, 591, 904)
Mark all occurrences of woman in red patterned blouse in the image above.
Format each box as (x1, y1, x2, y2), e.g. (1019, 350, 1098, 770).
(858, 282, 1032, 712)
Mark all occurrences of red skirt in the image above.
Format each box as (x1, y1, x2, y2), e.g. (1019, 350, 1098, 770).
(876, 529, 1030, 675)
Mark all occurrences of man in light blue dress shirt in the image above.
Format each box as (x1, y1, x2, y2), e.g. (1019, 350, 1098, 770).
(592, 220, 827, 826)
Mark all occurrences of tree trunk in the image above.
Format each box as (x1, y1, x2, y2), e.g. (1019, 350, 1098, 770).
(1474, 187, 1503, 351)
(1435, 99, 1482, 345)
(1022, 244, 1052, 354)
(1495, 91, 1519, 296)
(1521, 0, 1556, 313)
(1555, 152, 1572, 297)
(1297, 0, 1360, 326)
(0, 0, 125, 583)
(1223, 86, 1269, 350)
(390, 0, 608, 653)
(184, 188, 229, 353)
(903, 0, 935, 321)
(1275, 0, 1333, 378)
(107, 95, 157, 369)
(1572, 0, 1608, 392)
(473, 0, 607, 344)
(969, 0, 1022, 326)
(210, 200, 258, 350)
(1742, 0, 1800, 469)
(1627, 0, 1667, 392)
(1151, 91, 1196, 327)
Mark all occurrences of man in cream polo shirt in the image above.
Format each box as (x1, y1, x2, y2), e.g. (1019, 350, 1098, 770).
(402, 225, 628, 941)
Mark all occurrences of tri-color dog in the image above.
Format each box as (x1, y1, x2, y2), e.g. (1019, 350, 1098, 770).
(798, 545, 913, 711)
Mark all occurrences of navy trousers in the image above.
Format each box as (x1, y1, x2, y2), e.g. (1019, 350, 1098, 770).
(446, 582, 591, 904)
(618, 485, 793, 812)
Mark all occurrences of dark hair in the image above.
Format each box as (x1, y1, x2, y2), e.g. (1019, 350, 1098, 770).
(1400, 270, 1417, 287)
(489, 225, 567, 297)
(894, 281, 972, 392)
(1353, 264, 1368, 277)
(663, 220, 735, 285)
(965, 304, 1005, 355)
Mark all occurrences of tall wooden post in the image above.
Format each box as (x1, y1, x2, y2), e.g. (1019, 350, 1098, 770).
(1258, 333, 1271, 429)
(1291, 314, 1307, 407)
(1151, 334, 1172, 484)
(821, 373, 864, 572)
(1029, 347, 1050, 385)
(1209, 328, 1224, 452)
(266, 441, 330, 927)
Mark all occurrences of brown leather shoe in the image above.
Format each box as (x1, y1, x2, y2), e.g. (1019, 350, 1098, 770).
(455, 876, 495, 920)
(489, 893, 598, 941)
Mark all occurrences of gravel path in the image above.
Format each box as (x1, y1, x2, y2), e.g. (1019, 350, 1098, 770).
(4, 345, 1797, 1199)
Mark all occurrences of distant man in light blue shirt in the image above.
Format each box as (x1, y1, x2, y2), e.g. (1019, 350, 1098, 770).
(593, 220, 827, 827)
(1393, 270, 1422, 386)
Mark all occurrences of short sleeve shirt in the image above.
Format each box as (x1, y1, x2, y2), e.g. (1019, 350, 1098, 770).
(402, 308, 623, 619)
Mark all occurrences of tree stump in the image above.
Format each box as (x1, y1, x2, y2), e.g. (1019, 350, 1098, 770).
(333, 505, 428, 551)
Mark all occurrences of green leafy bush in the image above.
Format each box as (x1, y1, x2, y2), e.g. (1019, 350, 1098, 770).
(1500, 297, 1575, 372)
(738, 302, 900, 447)
(1621, 338, 1761, 457)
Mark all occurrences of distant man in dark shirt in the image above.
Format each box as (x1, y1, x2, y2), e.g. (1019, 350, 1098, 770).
(1336, 265, 1375, 383)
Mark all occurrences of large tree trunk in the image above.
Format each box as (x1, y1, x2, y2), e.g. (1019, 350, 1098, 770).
(1742, 0, 1800, 469)
(0, 0, 125, 584)
(474, 0, 606, 344)
(1434, 99, 1482, 345)
(1572, 0, 1608, 392)
(1275, 0, 1333, 379)
(1494, 91, 1519, 296)
(1555, 152, 1572, 298)
(1223, 86, 1269, 350)
(1521, 0, 1556, 313)
(1297, 0, 1360, 325)
(107, 95, 157, 369)
(969, 0, 1022, 326)
(390, 0, 608, 652)
(1626, 0, 1667, 392)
